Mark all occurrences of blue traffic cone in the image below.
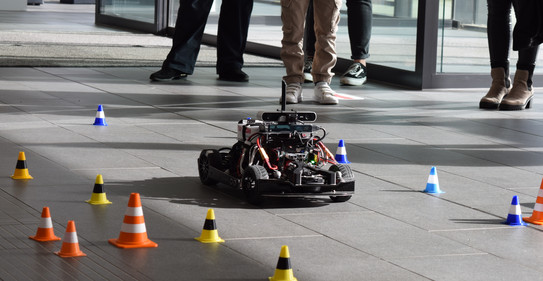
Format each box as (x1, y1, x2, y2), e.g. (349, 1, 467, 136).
(93, 105, 107, 126)
(334, 140, 350, 164)
(504, 195, 527, 226)
(423, 166, 444, 194)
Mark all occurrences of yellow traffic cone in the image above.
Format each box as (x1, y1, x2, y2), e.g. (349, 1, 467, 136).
(269, 245, 297, 281)
(195, 209, 224, 243)
(86, 174, 112, 205)
(11, 151, 33, 180)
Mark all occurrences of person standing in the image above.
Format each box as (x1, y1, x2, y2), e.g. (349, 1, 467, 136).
(479, 0, 539, 110)
(304, 0, 372, 86)
(150, 0, 253, 82)
(280, 0, 342, 105)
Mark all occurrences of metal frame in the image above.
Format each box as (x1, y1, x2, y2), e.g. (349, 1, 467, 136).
(95, 0, 168, 34)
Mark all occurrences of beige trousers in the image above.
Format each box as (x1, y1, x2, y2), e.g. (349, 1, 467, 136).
(280, 0, 342, 84)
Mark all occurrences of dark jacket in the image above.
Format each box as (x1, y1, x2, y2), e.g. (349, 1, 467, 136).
(513, 0, 543, 50)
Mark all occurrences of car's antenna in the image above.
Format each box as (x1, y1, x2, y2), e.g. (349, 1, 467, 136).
(280, 80, 286, 112)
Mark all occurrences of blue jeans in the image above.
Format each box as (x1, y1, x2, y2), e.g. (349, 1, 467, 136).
(163, 0, 253, 74)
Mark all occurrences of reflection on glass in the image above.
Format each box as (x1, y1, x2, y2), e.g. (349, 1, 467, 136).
(100, 0, 155, 24)
(167, 0, 419, 72)
(338, 0, 419, 71)
(438, 0, 542, 74)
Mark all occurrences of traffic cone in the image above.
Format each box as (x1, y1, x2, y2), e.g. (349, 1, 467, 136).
(195, 209, 224, 243)
(11, 151, 33, 180)
(86, 174, 112, 205)
(269, 245, 297, 281)
(334, 139, 351, 164)
(504, 195, 527, 226)
(55, 220, 86, 257)
(109, 193, 157, 248)
(29, 207, 61, 242)
(523, 179, 543, 225)
(93, 104, 107, 126)
(423, 166, 444, 194)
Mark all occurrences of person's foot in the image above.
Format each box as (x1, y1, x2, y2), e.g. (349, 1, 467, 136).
(303, 58, 313, 83)
(314, 82, 338, 105)
(280, 83, 303, 104)
(340, 62, 367, 86)
(218, 69, 249, 82)
(150, 68, 188, 81)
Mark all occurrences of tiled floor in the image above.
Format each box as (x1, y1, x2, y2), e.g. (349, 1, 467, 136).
(3, 2, 543, 281)
(2, 66, 543, 281)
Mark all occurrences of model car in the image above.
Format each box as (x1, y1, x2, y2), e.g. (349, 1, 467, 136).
(197, 84, 355, 204)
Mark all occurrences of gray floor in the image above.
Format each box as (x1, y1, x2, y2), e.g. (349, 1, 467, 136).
(3, 3, 543, 281)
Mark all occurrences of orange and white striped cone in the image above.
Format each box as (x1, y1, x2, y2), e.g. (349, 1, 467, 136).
(109, 193, 157, 248)
(269, 245, 297, 281)
(524, 178, 543, 225)
(55, 220, 86, 257)
(195, 209, 224, 243)
(29, 206, 61, 242)
(11, 151, 33, 180)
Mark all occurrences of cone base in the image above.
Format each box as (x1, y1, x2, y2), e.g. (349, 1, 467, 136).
(108, 238, 157, 248)
(11, 174, 33, 180)
(523, 217, 543, 225)
(423, 189, 445, 194)
(269, 273, 298, 281)
(55, 250, 86, 258)
(503, 221, 527, 226)
(29, 235, 61, 242)
(86, 199, 112, 205)
(195, 236, 225, 243)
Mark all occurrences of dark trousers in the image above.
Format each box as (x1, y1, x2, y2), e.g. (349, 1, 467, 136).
(487, 0, 538, 72)
(163, 0, 253, 74)
(305, 0, 372, 60)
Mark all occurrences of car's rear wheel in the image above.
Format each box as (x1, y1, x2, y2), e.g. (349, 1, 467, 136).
(198, 150, 221, 185)
(329, 164, 354, 202)
(242, 165, 268, 205)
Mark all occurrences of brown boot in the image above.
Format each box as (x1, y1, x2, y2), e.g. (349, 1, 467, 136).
(479, 68, 511, 109)
(499, 69, 534, 110)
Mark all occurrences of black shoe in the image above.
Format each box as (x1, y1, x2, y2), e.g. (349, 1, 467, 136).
(150, 68, 188, 81)
(340, 62, 367, 86)
(303, 58, 313, 83)
(218, 69, 249, 82)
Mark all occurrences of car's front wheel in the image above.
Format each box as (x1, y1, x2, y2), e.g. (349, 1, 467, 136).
(242, 165, 268, 205)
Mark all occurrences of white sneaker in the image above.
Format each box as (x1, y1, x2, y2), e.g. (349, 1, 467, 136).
(281, 83, 303, 104)
(314, 82, 338, 105)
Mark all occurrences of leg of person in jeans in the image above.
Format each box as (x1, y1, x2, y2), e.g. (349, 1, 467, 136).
(216, 0, 254, 82)
(150, 0, 214, 81)
(303, 0, 315, 83)
(340, 0, 372, 86)
(499, 0, 539, 110)
(312, 0, 342, 104)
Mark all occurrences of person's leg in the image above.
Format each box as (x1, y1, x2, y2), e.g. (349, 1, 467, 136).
(312, 0, 341, 104)
(311, 0, 341, 84)
(280, 0, 310, 84)
(163, 0, 214, 74)
(280, 0, 310, 104)
(340, 0, 371, 86)
(216, 0, 254, 81)
(479, 0, 513, 108)
(499, 0, 539, 110)
(303, 0, 315, 83)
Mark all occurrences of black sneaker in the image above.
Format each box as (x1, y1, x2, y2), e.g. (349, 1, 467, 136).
(218, 68, 249, 82)
(340, 62, 367, 86)
(303, 58, 313, 83)
(150, 68, 188, 81)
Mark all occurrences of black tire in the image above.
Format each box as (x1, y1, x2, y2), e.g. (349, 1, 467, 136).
(198, 150, 221, 185)
(242, 165, 268, 205)
(329, 164, 354, 202)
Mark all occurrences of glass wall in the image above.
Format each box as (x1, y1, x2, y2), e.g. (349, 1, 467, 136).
(437, 0, 543, 74)
(99, 0, 155, 23)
